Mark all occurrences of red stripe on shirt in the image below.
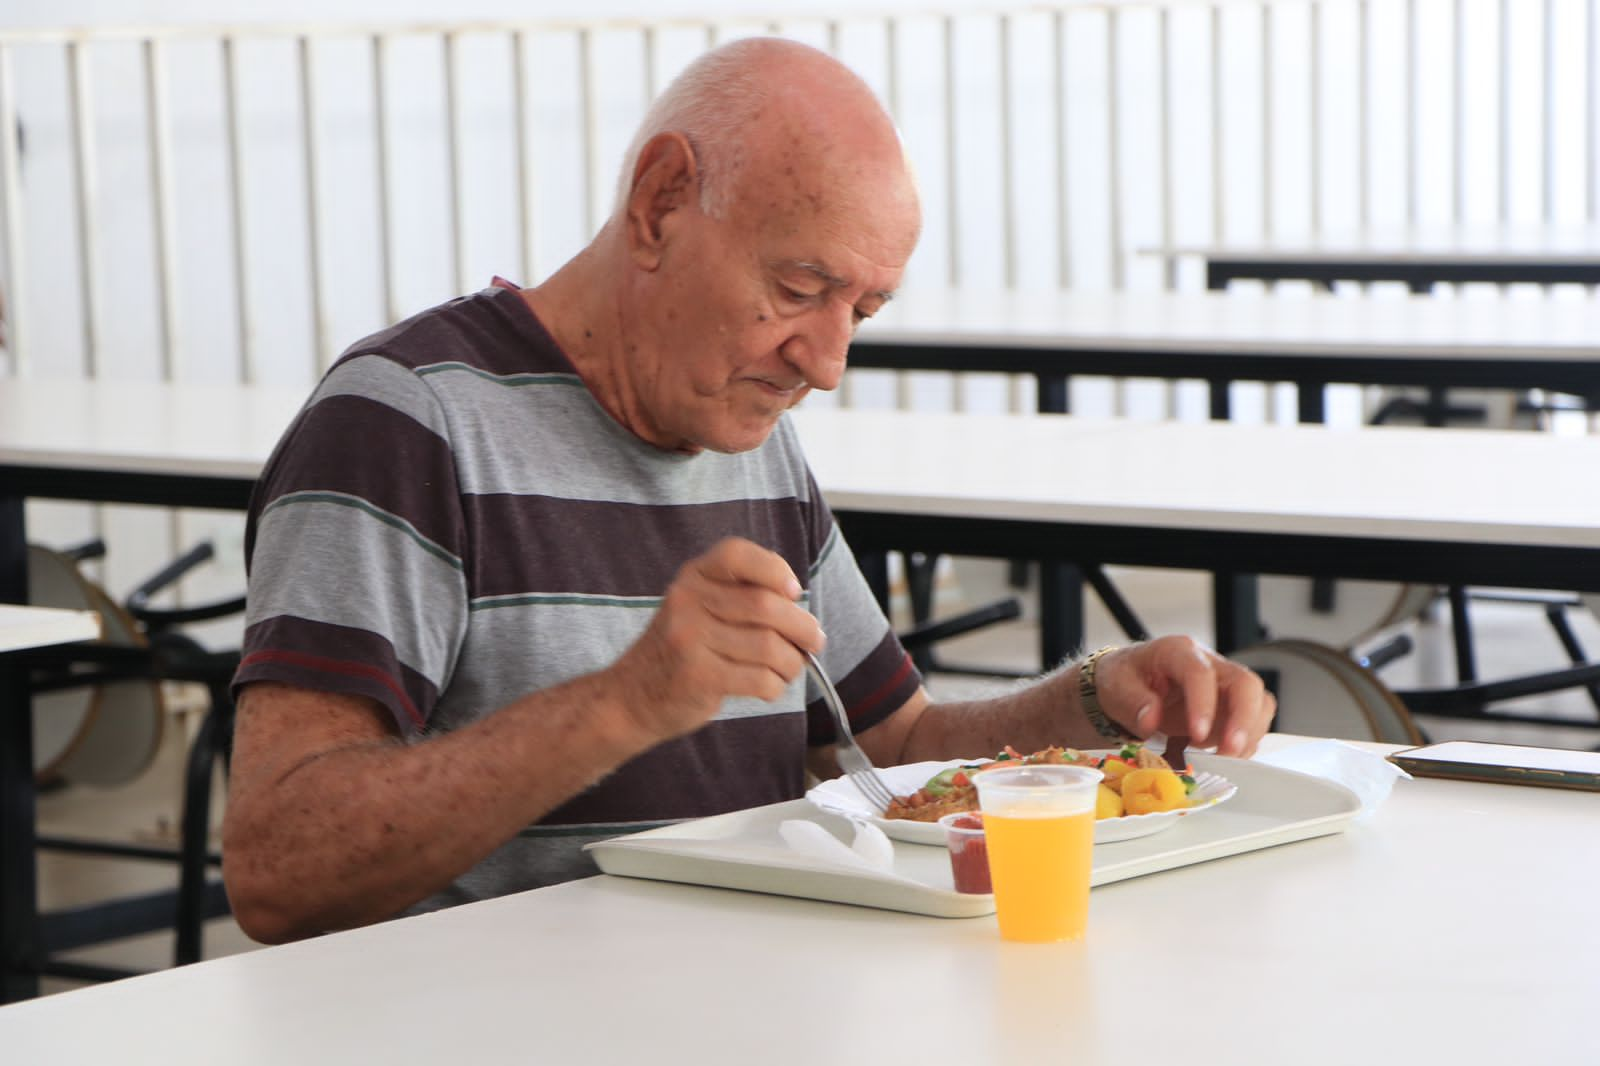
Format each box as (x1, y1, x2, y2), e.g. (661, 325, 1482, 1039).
(237, 648, 426, 729)
(850, 651, 915, 724)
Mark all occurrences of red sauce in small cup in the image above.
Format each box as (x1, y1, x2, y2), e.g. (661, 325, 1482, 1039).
(944, 813, 992, 894)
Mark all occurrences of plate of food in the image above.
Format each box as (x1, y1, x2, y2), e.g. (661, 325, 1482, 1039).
(806, 743, 1237, 846)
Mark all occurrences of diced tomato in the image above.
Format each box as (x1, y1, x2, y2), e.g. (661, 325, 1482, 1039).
(951, 771, 970, 788)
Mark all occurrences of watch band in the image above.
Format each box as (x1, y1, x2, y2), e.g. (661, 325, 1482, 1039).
(1077, 645, 1138, 742)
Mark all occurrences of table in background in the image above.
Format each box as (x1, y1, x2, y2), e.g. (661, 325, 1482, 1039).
(848, 288, 1600, 664)
(0, 379, 304, 1002)
(1153, 223, 1600, 292)
(0, 734, 1594, 1065)
(793, 408, 1600, 654)
(0, 606, 100, 654)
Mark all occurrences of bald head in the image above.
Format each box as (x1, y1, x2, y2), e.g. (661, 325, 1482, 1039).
(614, 38, 918, 226)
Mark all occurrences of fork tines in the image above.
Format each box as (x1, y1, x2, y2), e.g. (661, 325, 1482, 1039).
(842, 755, 896, 813)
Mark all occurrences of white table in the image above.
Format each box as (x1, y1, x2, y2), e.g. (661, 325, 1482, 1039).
(1150, 223, 1600, 292)
(0, 734, 1593, 1065)
(0, 605, 99, 654)
(793, 408, 1600, 644)
(850, 286, 1600, 422)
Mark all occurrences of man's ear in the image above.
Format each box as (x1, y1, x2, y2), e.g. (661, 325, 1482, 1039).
(625, 132, 699, 270)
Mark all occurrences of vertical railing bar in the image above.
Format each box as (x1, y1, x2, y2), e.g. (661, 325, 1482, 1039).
(1055, 10, 1073, 289)
(220, 36, 253, 383)
(67, 39, 101, 376)
(511, 30, 535, 286)
(372, 34, 397, 324)
(1260, 3, 1272, 245)
(1499, 0, 1512, 224)
(1542, 0, 1556, 224)
(1358, 0, 1370, 229)
(884, 18, 899, 120)
(1106, 7, 1126, 416)
(1157, 6, 1175, 291)
(0, 45, 30, 374)
(1405, 0, 1418, 226)
(999, 14, 1016, 291)
(443, 31, 466, 296)
(298, 35, 328, 373)
(705, 24, 717, 50)
(143, 38, 180, 382)
(1259, 1, 1273, 423)
(508, 30, 534, 284)
(1212, 4, 1227, 244)
(1157, 6, 1176, 420)
(1453, 0, 1466, 224)
(943, 16, 966, 413)
(643, 23, 658, 98)
(943, 15, 959, 290)
(579, 27, 600, 240)
(1000, 15, 1025, 413)
(1589, 0, 1598, 222)
(1309, 0, 1322, 237)
(1107, 8, 1125, 289)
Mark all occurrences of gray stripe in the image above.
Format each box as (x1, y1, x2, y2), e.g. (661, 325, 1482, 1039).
(431, 601, 803, 735)
(262, 491, 462, 571)
(426, 368, 814, 505)
(246, 501, 467, 687)
(311, 353, 449, 437)
(809, 532, 890, 687)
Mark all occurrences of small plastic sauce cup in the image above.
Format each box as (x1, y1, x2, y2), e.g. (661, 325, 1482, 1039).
(938, 811, 992, 894)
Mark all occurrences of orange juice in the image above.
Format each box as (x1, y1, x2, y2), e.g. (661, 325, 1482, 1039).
(983, 809, 1094, 942)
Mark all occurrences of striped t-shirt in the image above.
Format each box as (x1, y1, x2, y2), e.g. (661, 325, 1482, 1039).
(234, 284, 921, 909)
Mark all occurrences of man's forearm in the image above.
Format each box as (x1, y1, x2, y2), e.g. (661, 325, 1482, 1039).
(223, 673, 654, 942)
(896, 664, 1113, 763)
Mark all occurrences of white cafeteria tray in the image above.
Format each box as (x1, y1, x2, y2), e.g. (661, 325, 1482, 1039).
(586, 753, 1362, 918)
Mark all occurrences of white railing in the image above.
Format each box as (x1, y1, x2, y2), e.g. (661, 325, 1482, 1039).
(2, 0, 1598, 602)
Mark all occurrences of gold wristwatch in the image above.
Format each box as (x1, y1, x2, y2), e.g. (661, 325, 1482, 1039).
(1077, 645, 1138, 742)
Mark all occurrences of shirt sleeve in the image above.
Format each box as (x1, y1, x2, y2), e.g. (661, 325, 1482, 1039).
(231, 354, 469, 736)
(800, 467, 923, 746)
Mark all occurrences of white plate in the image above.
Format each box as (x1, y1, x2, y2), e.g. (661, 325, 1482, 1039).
(806, 754, 1237, 846)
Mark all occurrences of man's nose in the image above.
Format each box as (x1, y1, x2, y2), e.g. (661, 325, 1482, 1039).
(781, 304, 854, 391)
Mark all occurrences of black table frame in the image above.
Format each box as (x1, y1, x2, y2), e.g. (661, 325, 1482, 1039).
(1205, 257, 1600, 295)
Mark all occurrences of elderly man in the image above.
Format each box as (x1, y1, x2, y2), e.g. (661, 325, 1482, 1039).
(223, 37, 1274, 943)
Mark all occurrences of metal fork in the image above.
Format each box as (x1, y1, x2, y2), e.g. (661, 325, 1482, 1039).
(805, 651, 897, 813)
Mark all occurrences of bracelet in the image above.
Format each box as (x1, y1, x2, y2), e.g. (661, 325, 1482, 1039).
(1077, 645, 1139, 742)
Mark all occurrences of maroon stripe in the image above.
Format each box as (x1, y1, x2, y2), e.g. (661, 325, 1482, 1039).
(464, 494, 816, 598)
(233, 617, 439, 734)
(806, 632, 923, 745)
(252, 393, 465, 557)
(331, 286, 575, 378)
(538, 713, 808, 824)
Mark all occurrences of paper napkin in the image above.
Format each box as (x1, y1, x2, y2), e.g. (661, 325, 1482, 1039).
(778, 818, 897, 873)
(1255, 738, 1411, 819)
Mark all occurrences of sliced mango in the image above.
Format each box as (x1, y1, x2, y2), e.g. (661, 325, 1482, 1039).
(1094, 783, 1125, 820)
(1120, 768, 1191, 816)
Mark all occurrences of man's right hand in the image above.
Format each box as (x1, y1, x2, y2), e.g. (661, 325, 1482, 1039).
(611, 537, 824, 743)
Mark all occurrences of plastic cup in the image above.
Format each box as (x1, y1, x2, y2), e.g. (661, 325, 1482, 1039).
(974, 764, 1103, 943)
(937, 812, 991, 894)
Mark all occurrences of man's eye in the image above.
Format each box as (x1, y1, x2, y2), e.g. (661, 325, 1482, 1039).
(781, 285, 819, 302)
